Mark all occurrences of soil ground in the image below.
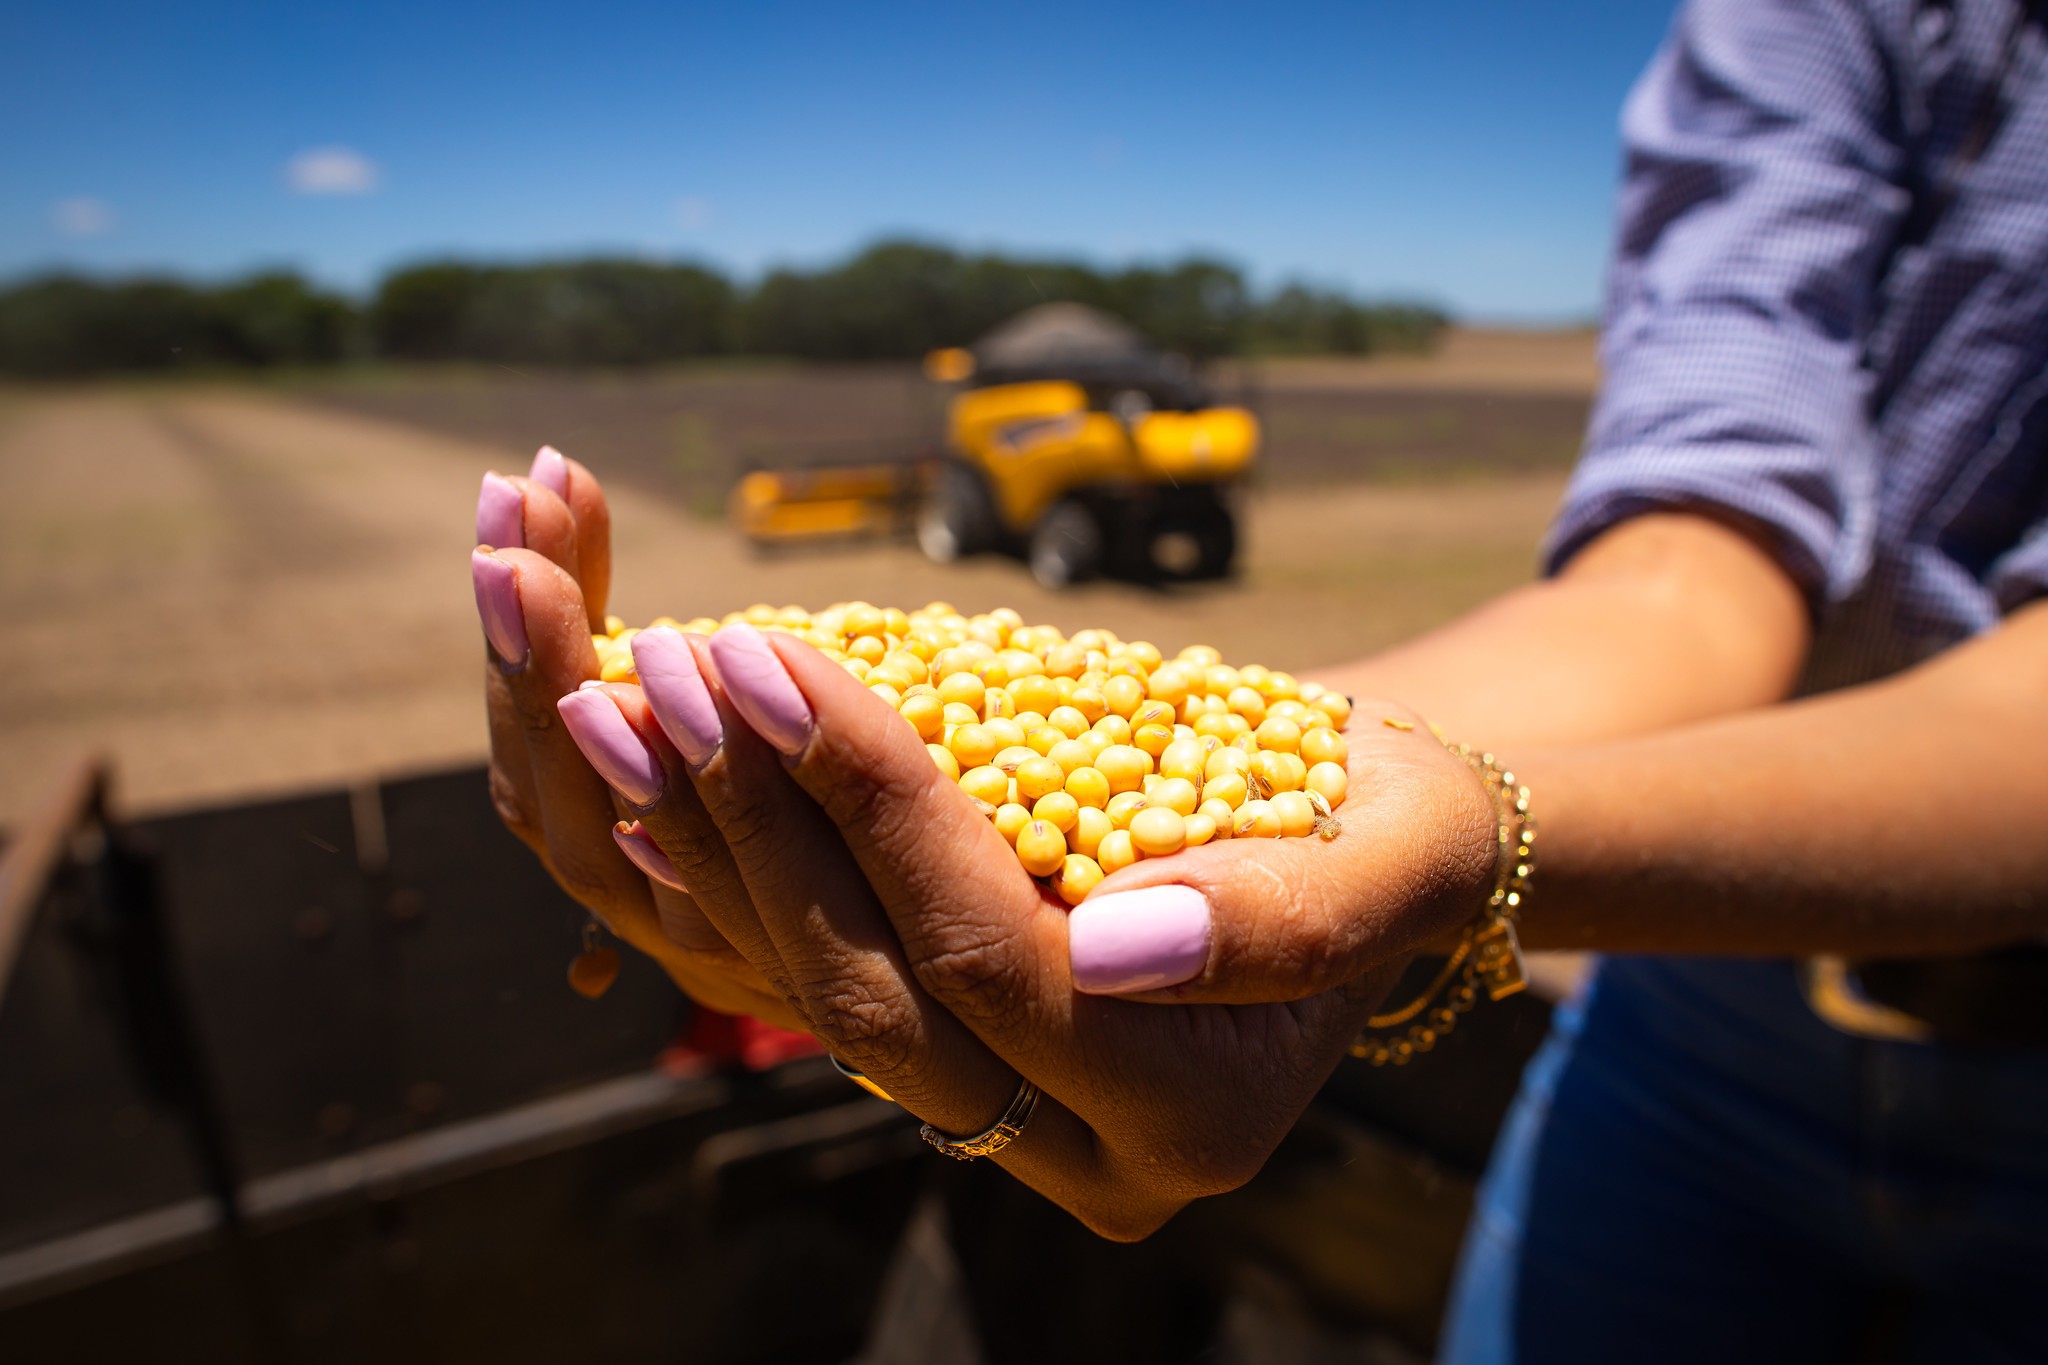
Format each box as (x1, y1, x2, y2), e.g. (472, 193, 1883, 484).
(0, 331, 1590, 825)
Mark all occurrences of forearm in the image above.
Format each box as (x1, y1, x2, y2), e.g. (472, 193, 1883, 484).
(1517, 601, 2048, 956)
(1305, 513, 2044, 955)
(1315, 513, 1813, 753)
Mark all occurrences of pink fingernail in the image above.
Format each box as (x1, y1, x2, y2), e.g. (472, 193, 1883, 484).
(470, 549, 529, 668)
(707, 623, 812, 757)
(530, 445, 570, 498)
(557, 689, 665, 807)
(631, 627, 723, 766)
(614, 821, 686, 891)
(1068, 885, 1212, 995)
(476, 471, 524, 549)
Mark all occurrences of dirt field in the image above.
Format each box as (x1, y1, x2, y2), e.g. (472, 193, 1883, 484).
(0, 334, 1586, 825)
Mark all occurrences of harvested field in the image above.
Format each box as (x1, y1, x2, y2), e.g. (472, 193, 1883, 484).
(1, 337, 1587, 825)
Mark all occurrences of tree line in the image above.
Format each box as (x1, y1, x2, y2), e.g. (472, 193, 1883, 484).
(0, 240, 1446, 377)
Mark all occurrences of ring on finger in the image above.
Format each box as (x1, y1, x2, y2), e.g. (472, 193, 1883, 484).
(919, 1075, 1041, 1161)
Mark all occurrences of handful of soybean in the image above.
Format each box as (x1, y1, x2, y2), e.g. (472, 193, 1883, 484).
(595, 601, 1350, 905)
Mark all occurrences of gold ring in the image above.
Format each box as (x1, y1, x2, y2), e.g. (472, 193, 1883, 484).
(919, 1076, 1040, 1161)
(829, 1055, 897, 1103)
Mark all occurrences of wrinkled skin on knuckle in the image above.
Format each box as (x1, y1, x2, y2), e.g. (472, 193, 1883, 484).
(658, 835, 729, 890)
(800, 976, 917, 1075)
(811, 753, 937, 875)
(908, 928, 1035, 1034)
(704, 787, 790, 873)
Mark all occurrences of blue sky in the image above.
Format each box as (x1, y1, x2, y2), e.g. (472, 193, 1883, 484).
(1, 1, 1679, 321)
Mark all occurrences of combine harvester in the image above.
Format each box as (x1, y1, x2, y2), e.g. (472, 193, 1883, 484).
(729, 304, 1261, 588)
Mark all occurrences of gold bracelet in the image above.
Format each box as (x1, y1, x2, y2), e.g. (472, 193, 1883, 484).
(1350, 737, 1533, 1067)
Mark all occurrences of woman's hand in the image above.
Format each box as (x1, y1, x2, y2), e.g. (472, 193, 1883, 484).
(611, 620, 1498, 1238)
(470, 448, 801, 1027)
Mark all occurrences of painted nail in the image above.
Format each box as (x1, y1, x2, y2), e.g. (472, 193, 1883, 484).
(1068, 885, 1212, 995)
(557, 689, 665, 807)
(530, 445, 570, 499)
(614, 821, 686, 891)
(470, 549, 529, 668)
(707, 623, 812, 757)
(476, 471, 524, 550)
(631, 627, 723, 766)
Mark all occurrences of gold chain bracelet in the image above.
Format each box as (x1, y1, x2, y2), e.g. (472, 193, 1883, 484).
(1350, 738, 1534, 1067)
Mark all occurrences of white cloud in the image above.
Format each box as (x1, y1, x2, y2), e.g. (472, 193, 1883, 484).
(52, 197, 113, 236)
(286, 146, 381, 196)
(675, 196, 713, 229)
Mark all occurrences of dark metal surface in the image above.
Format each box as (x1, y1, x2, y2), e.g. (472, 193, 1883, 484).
(0, 1064, 925, 1364)
(0, 765, 682, 1259)
(0, 761, 1558, 1363)
(0, 764, 927, 1362)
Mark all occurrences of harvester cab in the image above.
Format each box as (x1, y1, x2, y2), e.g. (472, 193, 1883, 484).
(918, 303, 1259, 587)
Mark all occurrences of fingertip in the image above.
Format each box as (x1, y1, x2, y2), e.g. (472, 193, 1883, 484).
(594, 680, 682, 767)
(470, 547, 529, 668)
(761, 620, 931, 766)
(556, 687, 665, 807)
(613, 819, 687, 891)
(632, 627, 724, 767)
(477, 471, 525, 549)
(530, 445, 570, 497)
(706, 623, 813, 758)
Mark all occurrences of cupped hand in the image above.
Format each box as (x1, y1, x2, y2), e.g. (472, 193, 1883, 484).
(610, 620, 1498, 1238)
(470, 448, 801, 1028)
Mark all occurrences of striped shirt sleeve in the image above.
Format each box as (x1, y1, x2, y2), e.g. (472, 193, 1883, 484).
(1544, 0, 1911, 610)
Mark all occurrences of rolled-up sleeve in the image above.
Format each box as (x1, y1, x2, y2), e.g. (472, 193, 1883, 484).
(1992, 518, 2048, 612)
(1545, 0, 1910, 609)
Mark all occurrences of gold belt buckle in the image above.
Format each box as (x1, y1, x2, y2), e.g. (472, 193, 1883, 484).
(1800, 956, 1934, 1043)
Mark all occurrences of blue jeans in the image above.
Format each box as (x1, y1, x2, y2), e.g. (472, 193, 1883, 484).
(1441, 957, 2048, 1364)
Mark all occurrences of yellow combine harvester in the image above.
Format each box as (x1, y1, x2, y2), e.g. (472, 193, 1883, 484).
(730, 304, 1260, 587)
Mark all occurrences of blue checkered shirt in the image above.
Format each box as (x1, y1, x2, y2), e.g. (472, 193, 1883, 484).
(1546, 0, 2048, 693)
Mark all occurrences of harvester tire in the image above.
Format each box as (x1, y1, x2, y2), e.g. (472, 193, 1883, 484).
(1029, 499, 1104, 589)
(919, 462, 1000, 563)
(1184, 498, 1238, 580)
(1149, 492, 1238, 582)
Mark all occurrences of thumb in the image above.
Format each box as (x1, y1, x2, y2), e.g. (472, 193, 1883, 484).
(1067, 761, 1496, 1005)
